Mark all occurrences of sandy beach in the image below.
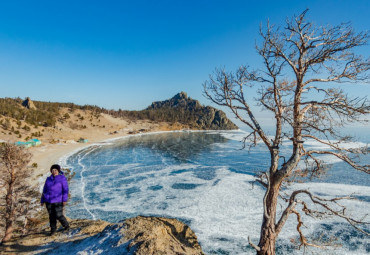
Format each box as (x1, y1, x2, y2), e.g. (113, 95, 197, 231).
(31, 139, 99, 184)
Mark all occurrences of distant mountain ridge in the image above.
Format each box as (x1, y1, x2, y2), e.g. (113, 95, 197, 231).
(146, 92, 238, 130)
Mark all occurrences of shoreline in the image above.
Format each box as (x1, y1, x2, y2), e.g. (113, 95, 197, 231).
(30, 130, 161, 187)
(31, 128, 242, 188)
(30, 126, 174, 186)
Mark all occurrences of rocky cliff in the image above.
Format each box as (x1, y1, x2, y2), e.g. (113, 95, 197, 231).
(147, 92, 238, 130)
(0, 216, 205, 255)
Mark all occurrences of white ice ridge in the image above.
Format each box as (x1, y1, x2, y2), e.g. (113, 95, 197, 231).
(77, 146, 99, 220)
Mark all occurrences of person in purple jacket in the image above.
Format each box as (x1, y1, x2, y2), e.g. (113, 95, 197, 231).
(41, 164, 69, 235)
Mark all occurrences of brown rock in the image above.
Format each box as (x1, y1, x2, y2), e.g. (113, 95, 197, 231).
(22, 97, 37, 110)
(121, 216, 205, 255)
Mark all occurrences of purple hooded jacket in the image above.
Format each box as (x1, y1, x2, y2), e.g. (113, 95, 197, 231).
(41, 173, 69, 204)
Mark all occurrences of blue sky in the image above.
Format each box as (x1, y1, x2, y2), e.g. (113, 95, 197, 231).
(0, 0, 369, 112)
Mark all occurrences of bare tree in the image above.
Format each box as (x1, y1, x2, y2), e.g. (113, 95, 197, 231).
(203, 10, 370, 255)
(0, 142, 37, 243)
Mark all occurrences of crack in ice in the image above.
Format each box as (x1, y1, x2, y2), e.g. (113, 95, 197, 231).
(77, 147, 98, 220)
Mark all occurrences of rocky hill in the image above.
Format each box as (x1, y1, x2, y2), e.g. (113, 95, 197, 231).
(0, 216, 205, 255)
(0, 93, 237, 136)
(146, 92, 238, 130)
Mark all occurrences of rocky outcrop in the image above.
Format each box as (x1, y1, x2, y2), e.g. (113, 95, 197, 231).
(147, 92, 238, 130)
(196, 105, 236, 130)
(122, 216, 205, 255)
(149, 92, 201, 110)
(22, 97, 37, 110)
(0, 216, 205, 255)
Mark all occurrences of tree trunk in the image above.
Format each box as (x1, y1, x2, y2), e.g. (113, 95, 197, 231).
(2, 171, 15, 243)
(257, 234, 276, 255)
(257, 181, 280, 255)
(1, 222, 13, 243)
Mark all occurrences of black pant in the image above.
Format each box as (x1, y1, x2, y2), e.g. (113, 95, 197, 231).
(45, 202, 69, 232)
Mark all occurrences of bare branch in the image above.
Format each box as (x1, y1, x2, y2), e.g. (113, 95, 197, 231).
(304, 149, 369, 174)
(248, 236, 261, 251)
(204, 9, 370, 254)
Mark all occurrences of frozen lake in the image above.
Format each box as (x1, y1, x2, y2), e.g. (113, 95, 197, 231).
(63, 130, 370, 254)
